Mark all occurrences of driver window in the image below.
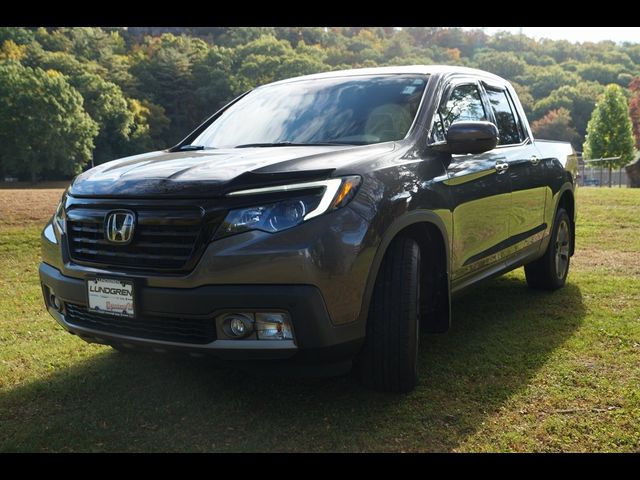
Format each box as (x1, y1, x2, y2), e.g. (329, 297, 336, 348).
(432, 84, 487, 142)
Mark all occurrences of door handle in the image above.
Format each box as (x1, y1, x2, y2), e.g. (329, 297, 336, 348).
(495, 161, 509, 174)
(530, 155, 540, 166)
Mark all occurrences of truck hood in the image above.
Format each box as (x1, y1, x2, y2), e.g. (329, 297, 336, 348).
(70, 144, 394, 198)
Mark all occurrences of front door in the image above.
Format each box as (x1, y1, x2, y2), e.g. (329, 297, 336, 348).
(432, 81, 512, 285)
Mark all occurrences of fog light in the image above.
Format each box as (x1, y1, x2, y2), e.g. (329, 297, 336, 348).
(50, 294, 62, 312)
(255, 312, 293, 340)
(230, 317, 249, 336)
(222, 313, 254, 339)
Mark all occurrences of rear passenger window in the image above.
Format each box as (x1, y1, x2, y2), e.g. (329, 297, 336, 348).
(432, 84, 486, 142)
(485, 88, 523, 145)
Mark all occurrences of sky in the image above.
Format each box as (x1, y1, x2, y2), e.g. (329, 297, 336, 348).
(462, 27, 640, 44)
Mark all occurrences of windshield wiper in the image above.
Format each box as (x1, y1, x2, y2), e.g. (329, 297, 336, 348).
(234, 141, 355, 148)
(177, 144, 209, 151)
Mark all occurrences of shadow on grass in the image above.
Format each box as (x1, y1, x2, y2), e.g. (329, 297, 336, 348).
(0, 275, 585, 452)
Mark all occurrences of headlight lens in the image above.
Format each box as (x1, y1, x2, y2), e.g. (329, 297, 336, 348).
(217, 194, 321, 237)
(215, 176, 361, 239)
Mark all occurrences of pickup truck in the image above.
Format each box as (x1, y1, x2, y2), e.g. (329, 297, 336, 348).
(40, 65, 578, 392)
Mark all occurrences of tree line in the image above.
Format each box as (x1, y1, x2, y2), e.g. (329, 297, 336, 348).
(1, 27, 639, 181)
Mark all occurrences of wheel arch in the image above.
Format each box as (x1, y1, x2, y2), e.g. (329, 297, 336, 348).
(358, 211, 452, 334)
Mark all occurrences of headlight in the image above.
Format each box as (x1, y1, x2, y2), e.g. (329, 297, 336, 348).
(214, 176, 361, 239)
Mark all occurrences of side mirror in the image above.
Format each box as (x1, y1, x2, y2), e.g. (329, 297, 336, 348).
(436, 121, 499, 155)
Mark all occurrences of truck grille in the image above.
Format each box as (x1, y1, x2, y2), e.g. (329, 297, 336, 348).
(65, 303, 217, 345)
(66, 207, 206, 271)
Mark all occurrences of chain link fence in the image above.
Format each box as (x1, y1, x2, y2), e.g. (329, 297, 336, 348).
(577, 155, 629, 187)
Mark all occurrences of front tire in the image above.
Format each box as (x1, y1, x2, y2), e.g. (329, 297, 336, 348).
(357, 237, 421, 393)
(525, 207, 572, 290)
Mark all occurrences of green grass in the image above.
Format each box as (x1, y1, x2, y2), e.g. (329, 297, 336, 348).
(1, 188, 639, 452)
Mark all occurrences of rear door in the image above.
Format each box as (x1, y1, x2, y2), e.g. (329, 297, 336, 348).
(432, 80, 512, 285)
(481, 83, 547, 257)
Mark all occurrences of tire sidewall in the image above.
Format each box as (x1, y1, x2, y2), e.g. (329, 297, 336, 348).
(549, 208, 571, 288)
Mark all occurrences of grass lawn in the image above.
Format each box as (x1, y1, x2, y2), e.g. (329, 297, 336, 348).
(0, 187, 638, 452)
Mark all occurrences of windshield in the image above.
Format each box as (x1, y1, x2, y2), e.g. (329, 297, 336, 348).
(192, 74, 428, 148)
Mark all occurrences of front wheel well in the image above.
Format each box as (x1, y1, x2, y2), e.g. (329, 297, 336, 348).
(393, 222, 450, 333)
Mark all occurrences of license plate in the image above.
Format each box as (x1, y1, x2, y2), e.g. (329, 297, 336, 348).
(87, 278, 135, 318)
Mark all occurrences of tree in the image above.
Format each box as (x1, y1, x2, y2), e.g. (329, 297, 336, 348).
(232, 35, 327, 91)
(36, 28, 134, 92)
(531, 108, 580, 147)
(473, 50, 526, 80)
(510, 81, 534, 117)
(213, 27, 277, 47)
(22, 43, 103, 77)
(629, 77, 640, 150)
(543, 39, 578, 63)
(192, 46, 236, 119)
(583, 84, 635, 186)
(577, 62, 628, 86)
(34, 27, 73, 53)
(273, 27, 329, 48)
(0, 27, 35, 45)
(487, 31, 537, 53)
(20, 46, 146, 163)
(61, 27, 126, 62)
(117, 98, 169, 154)
(532, 82, 604, 139)
(69, 72, 136, 163)
(383, 30, 413, 61)
(130, 33, 208, 143)
(0, 62, 98, 181)
(433, 27, 487, 57)
(0, 40, 26, 61)
(516, 65, 579, 99)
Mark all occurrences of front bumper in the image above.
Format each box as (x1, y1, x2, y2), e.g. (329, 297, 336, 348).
(39, 262, 365, 363)
(43, 202, 374, 327)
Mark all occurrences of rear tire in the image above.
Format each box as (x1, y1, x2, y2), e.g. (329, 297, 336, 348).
(525, 208, 571, 290)
(357, 236, 421, 393)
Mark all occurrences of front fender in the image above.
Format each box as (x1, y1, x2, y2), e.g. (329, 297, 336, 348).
(356, 209, 452, 331)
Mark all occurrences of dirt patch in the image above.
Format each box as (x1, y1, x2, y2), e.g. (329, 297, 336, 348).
(573, 248, 640, 276)
(0, 189, 65, 228)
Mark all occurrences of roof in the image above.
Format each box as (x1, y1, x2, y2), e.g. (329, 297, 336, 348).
(268, 65, 506, 86)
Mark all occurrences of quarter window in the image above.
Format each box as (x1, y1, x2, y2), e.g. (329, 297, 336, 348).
(432, 84, 487, 142)
(485, 88, 523, 145)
